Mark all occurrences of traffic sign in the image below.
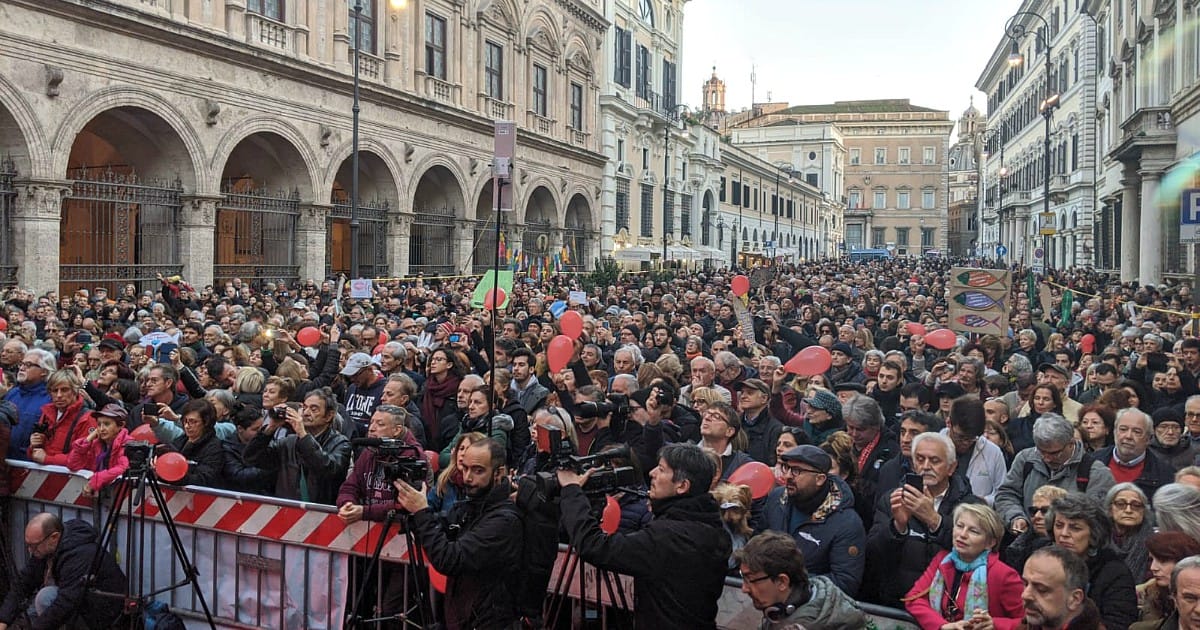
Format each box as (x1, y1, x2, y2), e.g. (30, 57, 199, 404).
(1181, 189, 1200, 242)
(996, 245, 1008, 257)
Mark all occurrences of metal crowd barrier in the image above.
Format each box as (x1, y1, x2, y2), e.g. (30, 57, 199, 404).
(4, 461, 916, 629)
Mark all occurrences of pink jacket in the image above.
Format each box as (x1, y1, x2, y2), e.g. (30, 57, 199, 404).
(905, 549, 1025, 630)
(67, 428, 131, 491)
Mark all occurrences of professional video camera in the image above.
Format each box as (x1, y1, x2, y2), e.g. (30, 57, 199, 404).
(575, 392, 635, 435)
(516, 425, 639, 502)
(350, 438, 429, 485)
(125, 441, 154, 473)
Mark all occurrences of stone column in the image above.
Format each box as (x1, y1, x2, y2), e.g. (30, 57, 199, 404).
(297, 204, 329, 283)
(12, 180, 70, 294)
(225, 0, 246, 41)
(1120, 163, 1141, 282)
(1139, 169, 1163, 286)
(180, 195, 220, 290)
(455, 219, 476, 276)
(392, 213, 412, 277)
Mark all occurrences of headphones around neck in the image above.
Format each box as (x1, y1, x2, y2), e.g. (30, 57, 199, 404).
(763, 602, 796, 622)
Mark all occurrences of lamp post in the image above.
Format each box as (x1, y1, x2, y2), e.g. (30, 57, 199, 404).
(772, 162, 793, 265)
(980, 126, 1006, 261)
(1006, 9, 1058, 276)
(717, 217, 725, 268)
(662, 104, 688, 269)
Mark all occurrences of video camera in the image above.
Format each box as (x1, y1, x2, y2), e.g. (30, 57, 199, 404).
(125, 441, 154, 473)
(517, 425, 640, 501)
(350, 438, 429, 486)
(575, 393, 634, 435)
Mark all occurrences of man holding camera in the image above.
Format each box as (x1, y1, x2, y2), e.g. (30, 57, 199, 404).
(244, 388, 352, 505)
(393, 438, 523, 630)
(556, 443, 730, 629)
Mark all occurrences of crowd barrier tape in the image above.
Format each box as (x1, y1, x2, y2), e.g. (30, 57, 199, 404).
(4, 461, 917, 630)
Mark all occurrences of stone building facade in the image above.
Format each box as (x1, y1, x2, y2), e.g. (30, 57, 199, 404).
(0, 0, 606, 295)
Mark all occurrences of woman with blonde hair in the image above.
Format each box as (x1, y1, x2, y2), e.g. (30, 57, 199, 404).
(428, 431, 487, 516)
(655, 352, 683, 384)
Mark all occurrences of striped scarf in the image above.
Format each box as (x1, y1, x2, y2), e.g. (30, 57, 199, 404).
(927, 550, 990, 621)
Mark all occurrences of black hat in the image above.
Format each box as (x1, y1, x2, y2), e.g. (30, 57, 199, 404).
(831, 342, 854, 356)
(97, 338, 123, 352)
(935, 382, 966, 399)
(779, 445, 832, 474)
(1152, 407, 1184, 428)
(833, 382, 866, 394)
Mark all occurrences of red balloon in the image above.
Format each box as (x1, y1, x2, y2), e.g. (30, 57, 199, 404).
(296, 326, 322, 348)
(783, 346, 832, 376)
(0, 318, 9, 332)
(905, 321, 927, 336)
(547, 335, 574, 373)
(423, 449, 440, 474)
(731, 275, 750, 297)
(154, 452, 188, 483)
(484, 288, 507, 310)
(559, 310, 583, 340)
(727, 462, 775, 500)
(601, 495, 621, 535)
(925, 328, 958, 351)
(129, 424, 158, 445)
(428, 565, 448, 594)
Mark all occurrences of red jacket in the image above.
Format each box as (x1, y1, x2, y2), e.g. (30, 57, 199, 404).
(906, 549, 1025, 630)
(67, 428, 131, 491)
(30, 397, 96, 467)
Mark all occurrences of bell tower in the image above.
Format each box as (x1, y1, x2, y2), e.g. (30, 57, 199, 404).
(702, 66, 726, 114)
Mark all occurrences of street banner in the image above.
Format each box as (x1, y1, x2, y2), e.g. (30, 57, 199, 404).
(948, 267, 1010, 337)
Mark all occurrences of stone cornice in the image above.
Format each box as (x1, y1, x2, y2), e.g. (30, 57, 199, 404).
(555, 0, 610, 34)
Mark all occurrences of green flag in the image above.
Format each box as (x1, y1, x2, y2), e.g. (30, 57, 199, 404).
(1061, 289, 1073, 327)
(470, 270, 514, 309)
(1026, 272, 1035, 304)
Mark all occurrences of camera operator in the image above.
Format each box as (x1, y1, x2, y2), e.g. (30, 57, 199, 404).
(244, 387, 352, 505)
(555, 442, 730, 629)
(336, 405, 424, 524)
(393, 438, 523, 630)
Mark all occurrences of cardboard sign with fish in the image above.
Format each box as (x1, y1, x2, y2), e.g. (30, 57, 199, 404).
(948, 267, 1010, 337)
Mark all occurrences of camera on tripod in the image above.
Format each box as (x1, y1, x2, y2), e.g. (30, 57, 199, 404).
(355, 438, 429, 485)
(518, 425, 639, 500)
(125, 441, 155, 473)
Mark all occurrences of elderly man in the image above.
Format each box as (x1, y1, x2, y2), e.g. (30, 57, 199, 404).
(842, 393, 896, 529)
(1159, 556, 1200, 630)
(876, 410, 944, 496)
(611, 345, 642, 378)
(738, 378, 783, 466)
(243, 388, 353, 505)
(5, 349, 54, 460)
(993, 413, 1115, 535)
(680, 356, 732, 406)
(714, 351, 755, 407)
(867, 432, 979, 608)
(1150, 407, 1197, 470)
(1093, 407, 1176, 503)
(758, 445, 866, 597)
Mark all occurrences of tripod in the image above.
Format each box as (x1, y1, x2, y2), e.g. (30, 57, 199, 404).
(345, 510, 436, 629)
(87, 460, 215, 629)
(544, 498, 632, 630)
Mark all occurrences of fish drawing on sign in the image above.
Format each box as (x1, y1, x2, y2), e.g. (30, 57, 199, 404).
(955, 270, 1006, 288)
(953, 291, 1005, 311)
(956, 313, 1004, 329)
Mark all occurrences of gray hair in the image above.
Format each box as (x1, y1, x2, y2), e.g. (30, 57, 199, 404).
(615, 344, 644, 368)
(1006, 353, 1033, 376)
(24, 348, 57, 373)
(864, 349, 885, 364)
(205, 388, 236, 411)
(1046, 493, 1110, 554)
(611, 373, 638, 392)
(759, 356, 781, 371)
(1115, 407, 1153, 434)
(714, 351, 740, 370)
(842, 393, 884, 429)
(1172, 556, 1200, 594)
(3, 339, 27, 353)
(1105, 482, 1149, 515)
(1155, 483, 1200, 542)
(382, 341, 406, 362)
(461, 374, 485, 389)
(911, 431, 957, 466)
(374, 404, 408, 426)
(1032, 413, 1076, 447)
(237, 321, 261, 343)
(691, 356, 715, 371)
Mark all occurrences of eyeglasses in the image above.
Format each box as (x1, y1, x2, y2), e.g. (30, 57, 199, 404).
(738, 572, 774, 585)
(779, 465, 822, 478)
(1185, 411, 1200, 418)
(1027, 505, 1050, 515)
(1112, 500, 1145, 511)
(25, 533, 53, 552)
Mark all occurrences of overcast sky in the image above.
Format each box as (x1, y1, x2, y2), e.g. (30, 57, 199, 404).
(680, 0, 1025, 118)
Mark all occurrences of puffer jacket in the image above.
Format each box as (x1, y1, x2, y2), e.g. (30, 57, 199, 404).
(6, 380, 49, 459)
(410, 479, 524, 630)
(759, 474, 867, 597)
(31, 397, 95, 467)
(66, 428, 131, 491)
(759, 575, 867, 630)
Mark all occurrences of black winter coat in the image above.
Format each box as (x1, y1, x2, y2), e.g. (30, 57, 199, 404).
(741, 408, 783, 466)
(853, 435, 899, 530)
(1088, 546, 1139, 630)
(1094, 446, 1178, 502)
(0, 519, 126, 630)
(560, 486, 731, 630)
(410, 479, 524, 630)
(220, 434, 275, 495)
(170, 431, 225, 487)
(866, 475, 981, 607)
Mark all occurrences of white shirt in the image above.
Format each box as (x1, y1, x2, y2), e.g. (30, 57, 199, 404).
(941, 429, 1008, 506)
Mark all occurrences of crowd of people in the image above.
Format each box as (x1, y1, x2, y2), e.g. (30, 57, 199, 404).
(1, 258, 1200, 629)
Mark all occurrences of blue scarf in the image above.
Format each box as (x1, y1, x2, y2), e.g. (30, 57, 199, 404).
(927, 550, 990, 620)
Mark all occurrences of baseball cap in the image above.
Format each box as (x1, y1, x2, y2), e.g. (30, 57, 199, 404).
(1037, 362, 1071, 379)
(340, 352, 374, 376)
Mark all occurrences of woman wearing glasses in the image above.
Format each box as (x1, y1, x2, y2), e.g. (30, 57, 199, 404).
(1105, 483, 1153, 584)
(1002, 484, 1067, 574)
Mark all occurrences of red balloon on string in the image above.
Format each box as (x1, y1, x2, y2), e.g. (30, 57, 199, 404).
(925, 328, 958, 351)
(296, 326, 322, 348)
(129, 424, 158, 445)
(154, 452, 188, 483)
(547, 335, 574, 373)
(559, 310, 583, 340)
(905, 321, 927, 336)
(0, 318, 8, 332)
(601, 495, 621, 535)
(484, 288, 507, 310)
(727, 462, 775, 500)
(783, 346, 832, 376)
(731, 275, 750, 297)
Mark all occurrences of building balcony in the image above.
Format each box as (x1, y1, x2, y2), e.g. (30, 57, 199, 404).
(245, 13, 303, 55)
(1111, 106, 1176, 162)
(526, 111, 556, 136)
(568, 127, 590, 149)
(479, 96, 514, 121)
(422, 75, 460, 106)
(357, 52, 383, 82)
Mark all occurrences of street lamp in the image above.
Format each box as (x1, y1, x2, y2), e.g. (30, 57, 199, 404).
(662, 104, 689, 269)
(716, 217, 725, 268)
(1005, 9, 1058, 276)
(349, 0, 407, 278)
(980, 126, 1006, 260)
(773, 162, 794, 265)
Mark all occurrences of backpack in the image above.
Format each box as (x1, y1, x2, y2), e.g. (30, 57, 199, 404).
(1022, 450, 1099, 493)
(143, 600, 186, 630)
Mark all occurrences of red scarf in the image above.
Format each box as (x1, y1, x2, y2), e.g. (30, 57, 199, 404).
(857, 432, 882, 473)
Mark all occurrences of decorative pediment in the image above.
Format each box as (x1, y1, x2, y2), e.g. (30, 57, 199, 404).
(566, 50, 593, 76)
(527, 26, 558, 56)
(1120, 38, 1134, 63)
(1136, 18, 1152, 45)
(479, 0, 516, 34)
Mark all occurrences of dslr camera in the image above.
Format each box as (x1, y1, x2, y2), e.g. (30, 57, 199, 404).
(575, 393, 634, 435)
(374, 440, 430, 486)
(516, 425, 639, 503)
(125, 441, 154, 473)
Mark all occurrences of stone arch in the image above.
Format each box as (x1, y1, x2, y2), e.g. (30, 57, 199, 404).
(410, 164, 466, 275)
(51, 87, 203, 190)
(524, 8, 562, 57)
(523, 185, 557, 256)
(322, 138, 404, 205)
(211, 117, 319, 201)
(0, 74, 47, 176)
(519, 176, 562, 223)
(564, 192, 593, 269)
(406, 153, 469, 217)
(326, 146, 402, 278)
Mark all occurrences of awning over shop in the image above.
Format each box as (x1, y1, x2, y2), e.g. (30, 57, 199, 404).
(613, 245, 653, 262)
(667, 245, 703, 261)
